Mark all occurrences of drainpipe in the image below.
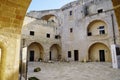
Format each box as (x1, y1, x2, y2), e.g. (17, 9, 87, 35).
(111, 13, 116, 44)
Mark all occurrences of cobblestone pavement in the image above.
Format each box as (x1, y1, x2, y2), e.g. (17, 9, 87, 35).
(25, 62, 120, 80)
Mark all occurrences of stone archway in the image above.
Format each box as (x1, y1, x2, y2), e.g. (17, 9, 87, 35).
(0, 0, 119, 80)
(28, 42, 44, 61)
(88, 42, 111, 62)
(0, 0, 31, 80)
(50, 44, 61, 61)
(87, 20, 107, 36)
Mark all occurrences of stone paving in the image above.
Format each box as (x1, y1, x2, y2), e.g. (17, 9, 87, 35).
(26, 62, 120, 80)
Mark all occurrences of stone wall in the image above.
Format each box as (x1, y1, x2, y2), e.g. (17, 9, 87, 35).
(0, 0, 31, 80)
(24, 0, 120, 62)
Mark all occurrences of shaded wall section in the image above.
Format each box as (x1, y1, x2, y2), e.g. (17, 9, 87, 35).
(112, 0, 120, 29)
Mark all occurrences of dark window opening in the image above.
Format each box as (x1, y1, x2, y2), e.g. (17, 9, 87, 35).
(98, 9, 103, 13)
(100, 30, 105, 34)
(88, 32, 92, 36)
(99, 26, 105, 34)
(70, 11, 72, 16)
(55, 35, 61, 39)
(30, 31, 34, 36)
(84, 5, 89, 16)
(68, 51, 71, 58)
(55, 35, 58, 39)
(46, 33, 50, 38)
(51, 20, 54, 22)
(99, 26, 104, 29)
(70, 28, 73, 33)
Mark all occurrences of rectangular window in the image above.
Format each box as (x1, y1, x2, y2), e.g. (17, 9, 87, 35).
(100, 30, 105, 34)
(84, 6, 89, 16)
(55, 35, 58, 39)
(99, 26, 105, 34)
(70, 28, 73, 33)
(88, 32, 92, 36)
(70, 11, 72, 16)
(55, 35, 60, 39)
(98, 9, 103, 13)
(46, 33, 50, 38)
(30, 31, 34, 36)
(68, 51, 71, 58)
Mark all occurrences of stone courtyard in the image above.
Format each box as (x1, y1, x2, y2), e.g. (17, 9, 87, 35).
(25, 62, 120, 80)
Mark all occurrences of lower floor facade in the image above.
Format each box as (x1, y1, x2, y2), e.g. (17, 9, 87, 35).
(22, 41, 112, 62)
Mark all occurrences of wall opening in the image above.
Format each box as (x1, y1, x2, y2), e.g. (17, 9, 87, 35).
(74, 50, 79, 61)
(28, 42, 44, 62)
(50, 44, 61, 61)
(87, 20, 107, 36)
(88, 43, 111, 62)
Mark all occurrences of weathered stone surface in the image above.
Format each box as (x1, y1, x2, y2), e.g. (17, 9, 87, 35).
(0, 0, 31, 80)
(22, 0, 120, 63)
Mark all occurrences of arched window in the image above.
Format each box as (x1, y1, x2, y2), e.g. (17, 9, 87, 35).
(87, 20, 107, 36)
(40, 14, 59, 27)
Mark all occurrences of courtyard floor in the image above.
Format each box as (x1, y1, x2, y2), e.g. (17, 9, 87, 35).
(26, 62, 120, 80)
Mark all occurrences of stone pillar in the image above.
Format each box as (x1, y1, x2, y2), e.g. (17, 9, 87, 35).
(0, 0, 31, 80)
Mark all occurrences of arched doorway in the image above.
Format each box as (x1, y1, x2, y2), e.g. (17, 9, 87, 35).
(28, 42, 44, 61)
(50, 44, 61, 61)
(88, 43, 111, 62)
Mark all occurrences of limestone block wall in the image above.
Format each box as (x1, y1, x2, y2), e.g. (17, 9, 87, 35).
(23, 0, 120, 62)
(22, 16, 61, 61)
(23, 16, 36, 26)
(60, 0, 119, 61)
(0, 0, 31, 80)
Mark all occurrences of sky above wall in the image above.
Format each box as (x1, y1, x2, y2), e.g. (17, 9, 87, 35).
(27, 0, 76, 12)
